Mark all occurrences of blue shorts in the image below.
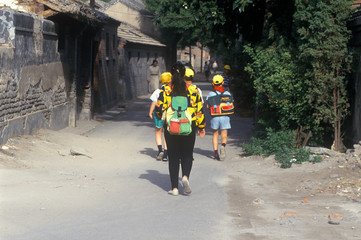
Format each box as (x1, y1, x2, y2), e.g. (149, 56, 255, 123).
(210, 116, 231, 130)
(153, 112, 164, 129)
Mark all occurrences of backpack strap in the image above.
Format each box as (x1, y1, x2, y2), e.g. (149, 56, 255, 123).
(213, 90, 224, 96)
(211, 91, 219, 112)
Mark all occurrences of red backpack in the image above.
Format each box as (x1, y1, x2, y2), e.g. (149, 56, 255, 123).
(207, 91, 234, 116)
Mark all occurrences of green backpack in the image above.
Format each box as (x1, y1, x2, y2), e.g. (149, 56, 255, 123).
(165, 96, 192, 135)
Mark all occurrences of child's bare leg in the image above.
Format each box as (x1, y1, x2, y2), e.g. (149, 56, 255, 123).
(162, 128, 167, 150)
(212, 129, 219, 151)
(155, 127, 164, 160)
(155, 128, 163, 146)
(220, 129, 228, 160)
(220, 129, 228, 145)
(213, 129, 220, 159)
(162, 128, 168, 161)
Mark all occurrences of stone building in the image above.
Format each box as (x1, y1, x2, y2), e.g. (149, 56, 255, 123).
(0, 10, 68, 144)
(117, 22, 167, 98)
(100, 0, 159, 39)
(0, 0, 120, 144)
(177, 44, 210, 73)
(100, 0, 169, 98)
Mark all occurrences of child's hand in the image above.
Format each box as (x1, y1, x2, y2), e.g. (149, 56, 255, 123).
(198, 128, 205, 138)
(149, 113, 153, 119)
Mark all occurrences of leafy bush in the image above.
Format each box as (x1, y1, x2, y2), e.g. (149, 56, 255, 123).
(243, 42, 316, 135)
(243, 0, 353, 149)
(242, 129, 321, 168)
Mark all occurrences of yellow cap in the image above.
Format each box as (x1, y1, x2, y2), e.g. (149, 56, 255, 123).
(160, 72, 172, 84)
(212, 74, 224, 85)
(185, 68, 194, 79)
(224, 65, 231, 70)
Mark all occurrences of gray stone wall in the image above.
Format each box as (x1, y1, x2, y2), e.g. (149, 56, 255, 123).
(96, 25, 120, 111)
(0, 10, 72, 145)
(124, 44, 167, 98)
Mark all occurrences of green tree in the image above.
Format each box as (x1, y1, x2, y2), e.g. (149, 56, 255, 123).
(244, 0, 353, 149)
(294, 0, 353, 151)
(144, 0, 225, 62)
(244, 41, 313, 132)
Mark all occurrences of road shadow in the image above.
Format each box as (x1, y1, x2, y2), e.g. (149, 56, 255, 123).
(139, 170, 169, 191)
(139, 147, 157, 159)
(193, 147, 215, 160)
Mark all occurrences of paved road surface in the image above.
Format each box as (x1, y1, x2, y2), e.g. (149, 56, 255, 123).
(0, 81, 254, 240)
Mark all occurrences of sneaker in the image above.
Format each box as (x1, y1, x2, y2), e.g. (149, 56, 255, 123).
(215, 155, 220, 161)
(182, 177, 192, 194)
(162, 156, 168, 161)
(168, 189, 179, 196)
(220, 145, 226, 160)
(156, 151, 163, 161)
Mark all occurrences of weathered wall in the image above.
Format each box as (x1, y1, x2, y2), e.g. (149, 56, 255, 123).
(104, 2, 159, 39)
(92, 24, 121, 113)
(0, 10, 72, 144)
(123, 43, 167, 98)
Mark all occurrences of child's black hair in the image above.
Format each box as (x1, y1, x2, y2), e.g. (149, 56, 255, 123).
(170, 62, 187, 97)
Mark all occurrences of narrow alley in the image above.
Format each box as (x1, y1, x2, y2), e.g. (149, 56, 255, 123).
(0, 80, 253, 240)
(1, 79, 360, 240)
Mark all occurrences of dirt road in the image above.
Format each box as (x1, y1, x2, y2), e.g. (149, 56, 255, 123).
(0, 81, 360, 240)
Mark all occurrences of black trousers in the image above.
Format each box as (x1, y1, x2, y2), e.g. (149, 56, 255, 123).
(164, 126, 196, 189)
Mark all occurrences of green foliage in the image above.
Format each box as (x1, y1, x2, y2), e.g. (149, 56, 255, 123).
(144, 0, 354, 149)
(242, 130, 319, 168)
(144, 0, 224, 47)
(243, 42, 314, 131)
(243, 0, 353, 146)
(294, 0, 353, 127)
(233, 0, 254, 13)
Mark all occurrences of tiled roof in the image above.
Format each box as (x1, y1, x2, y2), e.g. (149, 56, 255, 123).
(117, 22, 165, 47)
(13, 0, 120, 26)
(100, 0, 152, 16)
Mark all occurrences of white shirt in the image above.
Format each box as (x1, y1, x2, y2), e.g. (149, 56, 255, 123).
(150, 89, 161, 102)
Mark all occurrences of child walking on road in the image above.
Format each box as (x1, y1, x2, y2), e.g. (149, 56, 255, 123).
(155, 63, 205, 196)
(148, 72, 172, 161)
(184, 68, 204, 103)
(206, 75, 233, 161)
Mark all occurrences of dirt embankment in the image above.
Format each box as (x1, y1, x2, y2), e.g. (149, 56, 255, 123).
(227, 144, 361, 240)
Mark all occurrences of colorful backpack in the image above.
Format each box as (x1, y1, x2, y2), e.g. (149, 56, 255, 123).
(165, 96, 192, 135)
(207, 91, 234, 116)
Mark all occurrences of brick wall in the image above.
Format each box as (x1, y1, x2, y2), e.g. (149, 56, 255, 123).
(0, 10, 72, 144)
